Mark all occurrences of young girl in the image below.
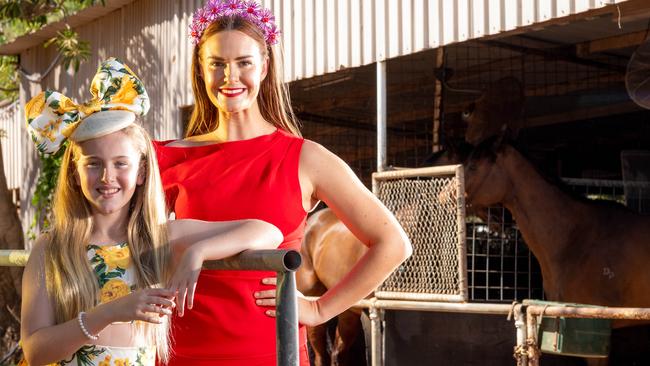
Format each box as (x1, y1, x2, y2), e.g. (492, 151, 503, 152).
(20, 58, 283, 366)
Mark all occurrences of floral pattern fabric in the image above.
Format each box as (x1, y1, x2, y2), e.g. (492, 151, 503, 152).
(58, 344, 155, 366)
(25, 57, 150, 154)
(87, 242, 137, 303)
(19, 243, 155, 366)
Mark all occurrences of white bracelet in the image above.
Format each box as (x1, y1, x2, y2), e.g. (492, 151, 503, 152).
(78, 311, 99, 340)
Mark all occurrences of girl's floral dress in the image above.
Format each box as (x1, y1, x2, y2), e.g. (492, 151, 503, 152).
(58, 243, 155, 366)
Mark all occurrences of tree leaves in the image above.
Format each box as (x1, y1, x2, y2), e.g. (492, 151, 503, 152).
(0, 1, 105, 100)
(45, 27, 91, 72)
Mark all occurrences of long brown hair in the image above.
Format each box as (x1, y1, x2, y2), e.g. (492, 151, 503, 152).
(45, 124, 172, 362)
(186, 15, 301, 137)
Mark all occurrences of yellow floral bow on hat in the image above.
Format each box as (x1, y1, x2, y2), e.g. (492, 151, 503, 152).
(26, 57, 150, 154)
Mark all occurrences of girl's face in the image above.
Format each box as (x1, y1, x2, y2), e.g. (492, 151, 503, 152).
(74, 130, 144, 216)
(199, 30, 268, 114)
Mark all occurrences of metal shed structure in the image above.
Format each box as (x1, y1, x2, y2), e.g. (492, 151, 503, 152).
(0, 0, 636, 236)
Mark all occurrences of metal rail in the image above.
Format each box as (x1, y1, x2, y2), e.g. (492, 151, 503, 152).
(354, 298, 513, 366)
(513, 301, 650, 366)
(1, 249, 302, 366)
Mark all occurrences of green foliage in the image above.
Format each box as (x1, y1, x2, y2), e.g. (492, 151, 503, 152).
(0, 1, 104, 235)
(0, 0, 105, 100)
(0, 56, 18, 101)
(28, 145, 65, 240)
(44, 26, 91, 72)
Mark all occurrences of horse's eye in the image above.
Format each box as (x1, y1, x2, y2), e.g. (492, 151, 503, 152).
(462, 103, 475, 120)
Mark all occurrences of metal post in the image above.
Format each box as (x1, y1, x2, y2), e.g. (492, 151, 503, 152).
(514, 305, 528, 366)
(526, 312, 539, 366)
(376, 60, 387, 172)
(276, 270, 299, 366)
(369, 302, 384, 366)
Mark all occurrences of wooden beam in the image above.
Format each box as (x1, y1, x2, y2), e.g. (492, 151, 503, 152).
(433, 48, 444, 152)
(524, 101, 641, 128)
(293, 75, 437, 113)
(298, 112, 431, 138)
(576, 30, 649, 56)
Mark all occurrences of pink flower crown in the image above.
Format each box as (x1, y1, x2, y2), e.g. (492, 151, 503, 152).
(189, 0, 280, 46)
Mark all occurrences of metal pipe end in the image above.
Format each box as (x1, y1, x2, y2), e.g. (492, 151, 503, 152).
(282, 250, 302, 272)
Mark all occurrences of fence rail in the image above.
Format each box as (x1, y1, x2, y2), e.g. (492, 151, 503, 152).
(512, 301, 650, 366)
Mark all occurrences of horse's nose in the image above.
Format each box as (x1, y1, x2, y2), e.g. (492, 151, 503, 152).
(437, 182, 458, 204)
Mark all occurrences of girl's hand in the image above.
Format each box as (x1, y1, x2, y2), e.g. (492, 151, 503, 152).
(254, 277, 325, 327)
(105, 288, 175, 324)
(168, 248, 204, 316)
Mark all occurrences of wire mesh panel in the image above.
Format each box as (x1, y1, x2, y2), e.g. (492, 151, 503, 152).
(373, 165, 467, 302)
(466, 207, 544, 303)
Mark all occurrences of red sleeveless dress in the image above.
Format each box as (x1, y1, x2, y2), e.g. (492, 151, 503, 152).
(154, 129, 310, 365)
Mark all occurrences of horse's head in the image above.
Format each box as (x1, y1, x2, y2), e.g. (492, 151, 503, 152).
(463, 137, 514, 208)
(463, 77, 525, 146)
(423, 142, 508, 226)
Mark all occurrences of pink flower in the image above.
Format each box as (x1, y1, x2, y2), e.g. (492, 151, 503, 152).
(243, 1, 261, 16)
(258, 8, 275, 27)
(266, 24, 280, 45)
(205, 0, 225, 20)
(193, 8, 210, 26)
(223, 0, 245, 16)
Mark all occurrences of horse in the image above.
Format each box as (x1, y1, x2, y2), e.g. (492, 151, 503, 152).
(298, 140, 650, 365)
(297, 208, 368, 366)
(462, 76, 525, 146)
(463, 140, 650, 311)
(461, 139, 650, 365)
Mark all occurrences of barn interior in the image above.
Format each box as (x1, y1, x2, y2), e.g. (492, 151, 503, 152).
(289, 2, 650, 365)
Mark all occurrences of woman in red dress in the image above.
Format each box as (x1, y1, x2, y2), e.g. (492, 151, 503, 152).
(154, 1, 412, 365)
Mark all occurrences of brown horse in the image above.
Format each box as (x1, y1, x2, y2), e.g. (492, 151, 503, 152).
(464, 140, 650, 366)
(462, 76, 525, 146)
(464, 141, 650, 310)
(297, 208, 368, 366)
(298, 141, 650, 364)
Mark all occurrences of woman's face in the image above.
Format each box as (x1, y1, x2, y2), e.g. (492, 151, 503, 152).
(199, 30, 268, 114)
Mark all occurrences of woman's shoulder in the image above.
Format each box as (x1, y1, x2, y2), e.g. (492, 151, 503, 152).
(300, 139, 340, 162)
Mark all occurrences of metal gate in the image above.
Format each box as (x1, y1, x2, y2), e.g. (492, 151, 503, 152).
(372, 165, 467, 302)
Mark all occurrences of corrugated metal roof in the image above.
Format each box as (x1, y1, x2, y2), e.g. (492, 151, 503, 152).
(265, 0, 631, 81)
(0, 0, 136, 55)
(1, 0, 634, 79)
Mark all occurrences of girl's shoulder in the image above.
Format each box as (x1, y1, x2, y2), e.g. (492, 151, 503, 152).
(31, 233, 52, 256)
(23, 233, 51, 281)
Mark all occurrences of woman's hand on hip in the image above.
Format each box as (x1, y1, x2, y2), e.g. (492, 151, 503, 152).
(255, 277, 326, 326)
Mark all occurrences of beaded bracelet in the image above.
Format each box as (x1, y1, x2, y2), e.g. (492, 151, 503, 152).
(77, 311, 99, 340)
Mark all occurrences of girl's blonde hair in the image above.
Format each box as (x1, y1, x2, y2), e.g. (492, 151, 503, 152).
(44, 124, 172, 362)
(186, 15, 301, 137)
